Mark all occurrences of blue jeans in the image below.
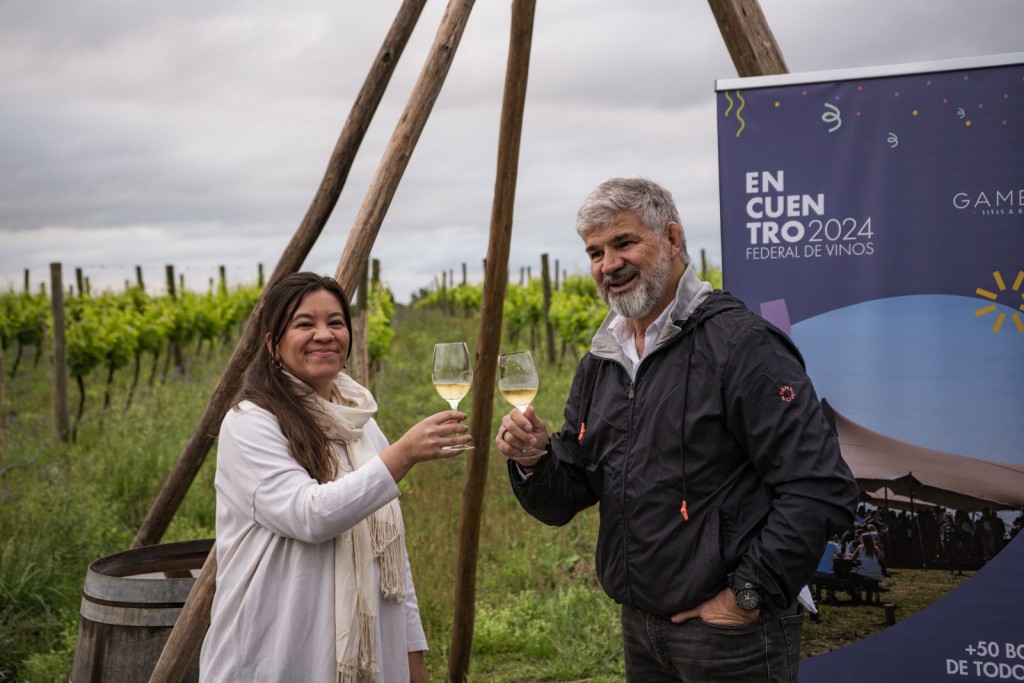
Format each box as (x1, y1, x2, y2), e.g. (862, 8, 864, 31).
(620, 601, 804, 682)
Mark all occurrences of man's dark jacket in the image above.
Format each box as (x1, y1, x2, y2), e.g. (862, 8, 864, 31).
(509, 272, 858, 615)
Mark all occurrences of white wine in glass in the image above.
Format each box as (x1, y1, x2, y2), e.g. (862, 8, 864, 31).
(499, 386, 537, 411)
(432, 342, 474, 451)
(497, 350, 547, 456)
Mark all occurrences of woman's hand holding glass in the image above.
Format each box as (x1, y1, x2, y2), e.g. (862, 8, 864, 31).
(431, 342, 475, 451)
(381, 410, 472, 483)
(380, 342, 475, 483)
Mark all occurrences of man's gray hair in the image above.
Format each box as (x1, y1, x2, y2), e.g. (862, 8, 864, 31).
(575, 177, 689, 266)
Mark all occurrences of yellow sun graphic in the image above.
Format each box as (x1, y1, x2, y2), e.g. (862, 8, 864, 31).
(975, 270, 1024, 333)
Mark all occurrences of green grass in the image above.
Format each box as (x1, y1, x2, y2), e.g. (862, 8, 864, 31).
(0, 307, 967, 682)
(801, 568, 971, 658)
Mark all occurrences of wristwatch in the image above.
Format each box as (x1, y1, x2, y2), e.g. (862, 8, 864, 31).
(731, 578, 762, 611)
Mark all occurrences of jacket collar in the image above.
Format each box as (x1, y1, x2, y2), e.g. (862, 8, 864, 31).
(591, 266, 713, 362)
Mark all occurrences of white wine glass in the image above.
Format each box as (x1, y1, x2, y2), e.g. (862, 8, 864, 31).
(497, 350, 547, 457)
(432, 342, 474, 451)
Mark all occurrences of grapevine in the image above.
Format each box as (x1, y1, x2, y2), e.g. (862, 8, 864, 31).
(1, 281, 261, 432)
(548, 276, 608, 359)
(367, 281, 396, 366)
(0, 290, 48, 377)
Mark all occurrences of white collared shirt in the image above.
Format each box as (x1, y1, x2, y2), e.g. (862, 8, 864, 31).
(607, 300, 674, 381)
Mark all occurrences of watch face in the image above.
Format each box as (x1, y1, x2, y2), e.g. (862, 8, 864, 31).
(735, 588, 761, 611)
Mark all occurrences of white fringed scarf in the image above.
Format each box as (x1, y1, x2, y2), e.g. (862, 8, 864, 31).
(282, 371, 406, 683)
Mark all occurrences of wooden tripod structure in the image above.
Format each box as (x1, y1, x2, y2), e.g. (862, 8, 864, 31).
(135, 1, 789, 681)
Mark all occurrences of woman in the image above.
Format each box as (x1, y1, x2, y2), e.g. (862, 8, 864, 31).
(200, 273, 472, 682)
(851, 532, 884, 581)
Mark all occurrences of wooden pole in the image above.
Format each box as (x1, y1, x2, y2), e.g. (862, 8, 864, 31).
(706, 0, 788, 77)
(147, 551, 217, 683)
(348, 256, 372, 387)
(145, 5, 429, 682)
(332, 0, 477, 296)
(448, 1, 535, 680)
(49, 262, 72, 444)
(540, 253, 556, 364)
(441, 270, 449, 314)
(0, 333, 4, 432)
(165, 265, 186, 375)
(49, 263, 71, 442)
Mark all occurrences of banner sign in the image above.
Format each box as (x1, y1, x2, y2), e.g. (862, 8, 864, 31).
(716, 55, 1024, 683)
(716, 54, 1024, 468)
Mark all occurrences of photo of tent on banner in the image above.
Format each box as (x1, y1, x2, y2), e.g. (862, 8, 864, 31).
(823, 400, 1024, 513)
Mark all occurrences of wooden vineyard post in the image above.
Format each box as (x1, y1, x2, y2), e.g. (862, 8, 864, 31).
(441, 270, 449, 314)
(0, 330, 4, 432)
(165, 265, 186, 375)
(49, 262, 71, 442)
(540, 253, 556, 364)
(348, 255, 372, 387)
(448, 0, 535, 680)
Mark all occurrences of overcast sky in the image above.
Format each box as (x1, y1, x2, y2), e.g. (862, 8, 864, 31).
(2, 1, 1022, 303)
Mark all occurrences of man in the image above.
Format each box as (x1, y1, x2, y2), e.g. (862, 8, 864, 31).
(496, 177, 858, 681)
(812, 535, 843, 603)
(940, 511, 963, 575)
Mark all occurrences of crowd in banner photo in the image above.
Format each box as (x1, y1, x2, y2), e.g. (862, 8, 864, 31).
(812, 504, 1021, 602)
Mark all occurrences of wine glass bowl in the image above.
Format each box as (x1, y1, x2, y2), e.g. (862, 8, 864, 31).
(497, 350, 547, 458)
(432, 342, 474, 451)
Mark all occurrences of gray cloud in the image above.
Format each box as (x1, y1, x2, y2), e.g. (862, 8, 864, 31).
(2, 0, 1022, 301)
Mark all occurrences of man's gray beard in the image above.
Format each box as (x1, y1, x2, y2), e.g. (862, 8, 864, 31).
(600, 249, 674, 320)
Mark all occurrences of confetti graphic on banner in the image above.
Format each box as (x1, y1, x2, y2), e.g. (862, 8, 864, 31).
(821, 102, 842, 132)
(723, 90, 746, 137)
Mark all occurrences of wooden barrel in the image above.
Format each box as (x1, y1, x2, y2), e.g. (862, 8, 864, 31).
(69, 539, 214, 683)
